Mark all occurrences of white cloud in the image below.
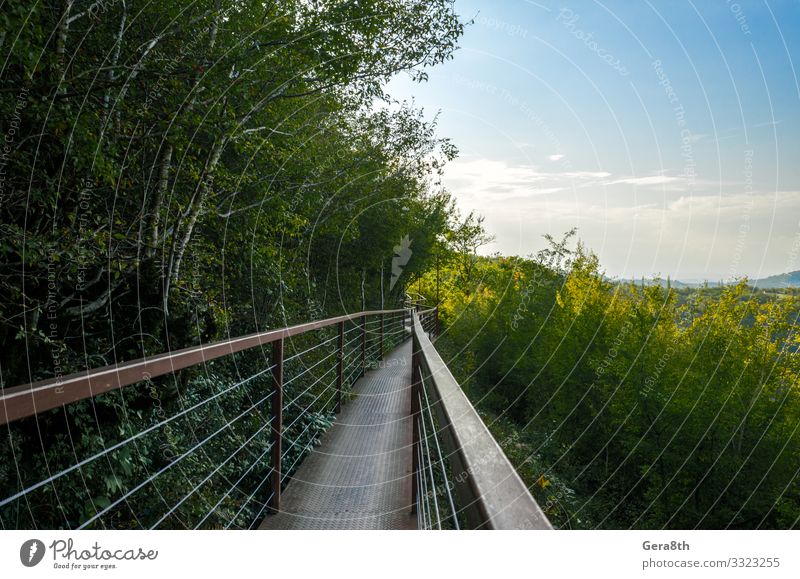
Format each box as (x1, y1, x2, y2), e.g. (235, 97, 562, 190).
(609, 175, 684, 186)
(443, 157, 800, 278)
(445, 159, 544, 193)
(444, 158, 610, 201)
(470, 189, 800, 277)
(547, 154, 565, 161)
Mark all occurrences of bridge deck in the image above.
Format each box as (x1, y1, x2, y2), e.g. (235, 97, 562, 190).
(259, 340, 416, 530)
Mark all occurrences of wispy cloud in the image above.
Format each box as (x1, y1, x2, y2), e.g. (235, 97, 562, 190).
(609, 175, 684, 186)
(467, 188, 800, 278)
(444, 158, 611, 201)
(445, 158, 696, 205)
(751, 120, 781, 128)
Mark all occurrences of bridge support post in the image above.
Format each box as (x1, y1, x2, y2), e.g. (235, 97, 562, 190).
(380, 313, 385, 360)
(268, 338, 284, 514)
(410, 320, 421, 514)
(336, 321, 344, 413)
(360, 314, 366, 376)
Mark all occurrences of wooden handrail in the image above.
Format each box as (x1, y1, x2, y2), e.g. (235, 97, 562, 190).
(0, 308, 406, 425)
(411, 311, 552, 530)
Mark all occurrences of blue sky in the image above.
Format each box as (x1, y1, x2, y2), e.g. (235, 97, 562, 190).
(387, 0, 800, 281)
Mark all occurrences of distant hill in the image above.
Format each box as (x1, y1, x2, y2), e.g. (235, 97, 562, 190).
(752, 270, 800, 289)
(610, 277, 707, 289)
(609, 271, 800, 290)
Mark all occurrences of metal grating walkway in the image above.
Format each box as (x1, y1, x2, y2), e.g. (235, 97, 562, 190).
(259, 340, 416, 530)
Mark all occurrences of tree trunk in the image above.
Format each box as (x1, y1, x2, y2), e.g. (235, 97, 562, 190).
(147, 143, 173, 257)
(164, 139, 225, 307)
(104, 0, 127, 111)
(113, 3, 127, 135)
(207, 0, 222, 54)
(55, 0, 74, 94)
(160, 8, 226, 312)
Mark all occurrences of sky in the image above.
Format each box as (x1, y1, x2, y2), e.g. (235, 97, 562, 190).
(386, 0, 800, 281)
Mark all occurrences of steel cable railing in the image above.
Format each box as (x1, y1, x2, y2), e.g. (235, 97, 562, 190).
(418, 391, 442, 529)
(0, 364, 275, 511)
(147, 411, 277, 530)
(417, 372, 459, 530)
(410, 309, 553, 530)
(193, 437, 276, 529)
(0, 308, 411, 530)
(77, 388, 277, 530)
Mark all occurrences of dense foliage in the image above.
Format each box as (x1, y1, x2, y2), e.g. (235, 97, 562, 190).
(417, 231, 800, 529)
(0, 0, 463, 528)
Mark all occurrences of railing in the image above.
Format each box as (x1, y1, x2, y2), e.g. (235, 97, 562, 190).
(410, 310, 552, 530)
(404, 291, 427, 311)
(0, 308, 409, 529)
(1, 303, 552, 530)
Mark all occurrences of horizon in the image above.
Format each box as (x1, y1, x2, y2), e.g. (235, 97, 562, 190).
(386, 0, 800, 281)
(470, 251, 798, 284)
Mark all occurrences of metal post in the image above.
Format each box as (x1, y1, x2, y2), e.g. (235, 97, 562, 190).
(360, 314, 366, 376)
(436, 250, 440, 305)
(336, 321, 344, 413)
(435, 306, 440, 337)
(380, 313, 385, 360)
(268, 338, 284, 513)
(410, 321, 421, 514)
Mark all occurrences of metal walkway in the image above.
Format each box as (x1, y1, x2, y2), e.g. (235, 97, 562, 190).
(2, 307, 550, 530)
(259, 340, 416, 530)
